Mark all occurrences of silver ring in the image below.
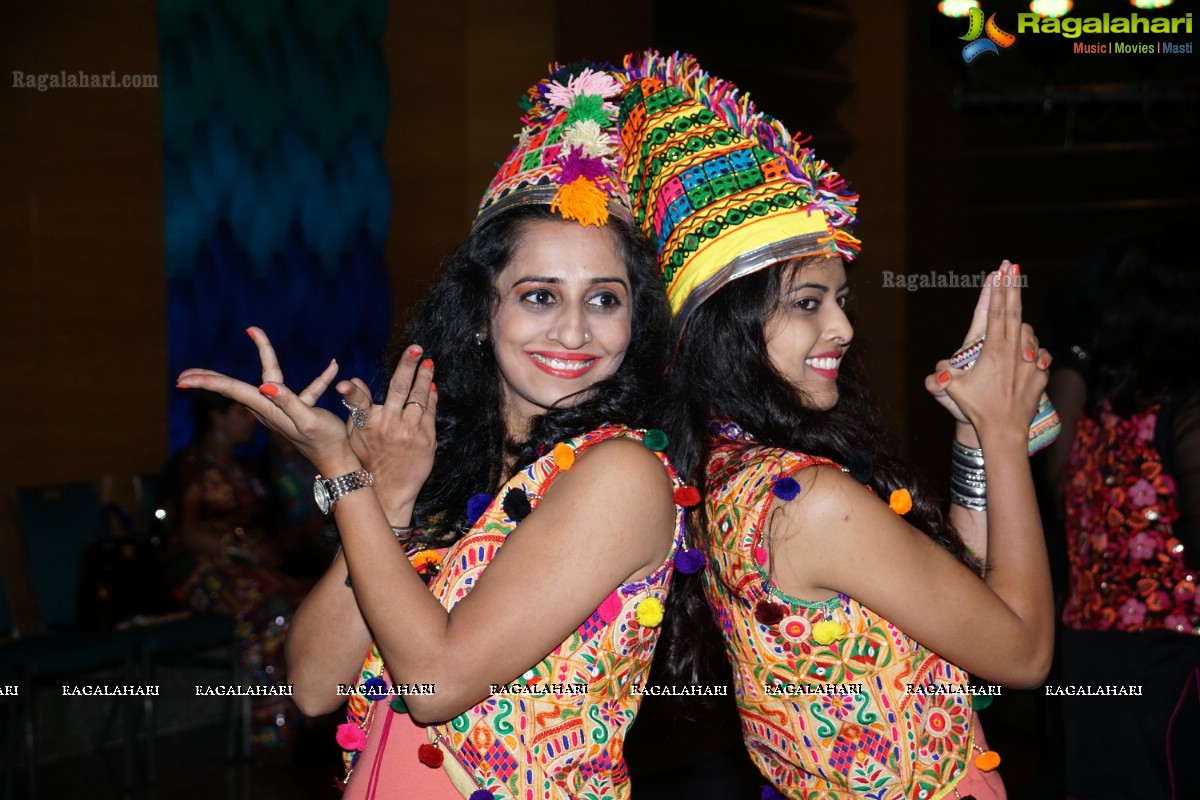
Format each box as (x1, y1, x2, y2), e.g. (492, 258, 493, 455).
(342, 398, 368, 429)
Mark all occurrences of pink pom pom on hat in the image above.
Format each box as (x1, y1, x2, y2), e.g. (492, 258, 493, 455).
(474, 63, 632, 229)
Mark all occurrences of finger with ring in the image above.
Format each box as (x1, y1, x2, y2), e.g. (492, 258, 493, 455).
(342, 397, 368, 428)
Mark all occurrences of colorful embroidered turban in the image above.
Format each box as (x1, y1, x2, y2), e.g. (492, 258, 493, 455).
(475, 63, 631, 229)
(617, 51, 861, 329)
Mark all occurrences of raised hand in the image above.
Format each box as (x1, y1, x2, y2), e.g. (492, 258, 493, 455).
(926, 261, 1050, 427)
(177, 327, 357, 476)
(335, 344, 438, 521)
(939, 263, 1050, 442)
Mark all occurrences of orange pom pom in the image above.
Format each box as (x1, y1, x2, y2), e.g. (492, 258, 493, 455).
(974, 749, 1001, 772)
(552, 442, 576, 470)
(888, 488, 913, 515)
(411, 550, 442, 570)
(551, 177, 609, 226)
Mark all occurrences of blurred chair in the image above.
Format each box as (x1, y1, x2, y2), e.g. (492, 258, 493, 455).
(125, 473, 248, 777)
(7, 480, 249, 796)
(6, 482, 138, 799)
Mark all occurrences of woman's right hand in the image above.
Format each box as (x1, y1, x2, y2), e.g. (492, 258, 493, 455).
(941, 263, 1050, 444)
(336, 344, 438, 521)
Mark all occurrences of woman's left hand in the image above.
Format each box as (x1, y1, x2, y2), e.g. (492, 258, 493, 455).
(926, 262, 1049, 428)
(177, 327, 358, 476)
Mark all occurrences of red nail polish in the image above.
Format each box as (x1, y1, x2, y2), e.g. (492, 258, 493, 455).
(1025, 347, 1035, 360)
(176, 382, 191, 389)
(408, 345, 421, 357)
(1038, 357, 1049, 369)
(259, 383, 279, 398)
(421, 358, 433, 369)
(430, 382, 437, 392)
(1012, 263, 1020, 276)
(246, 328, 255, 341)
(937, 371, 951, 385)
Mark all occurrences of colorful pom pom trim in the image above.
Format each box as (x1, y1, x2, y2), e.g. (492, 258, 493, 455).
(889, 488, 913, 515)
(363, 676, 388, 701)
(597, 590, 623, 623)
(635, 597, 664, 627)
(812, 619, 846, 645)
(754, 599, 787, 626)
(466, 492, 493, 526)
(469, 791, 496, 800)
(642, 429, 668, 451)
(417, 743, 444, 768)
(772, 476, 801, 501)
(673, 485, 701, 507)
(973, 748, 1001, 772)
(335, 722, 366, 752)
(675, 547, 706, 574)
(389, 696, 408, 714)
(479, 63, 627, 228)
(552, 442, 576, 470)
(502, 487, 532, 522)
(761, 783, 787, 800)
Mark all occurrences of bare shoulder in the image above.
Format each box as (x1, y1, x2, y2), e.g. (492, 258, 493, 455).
(773, 463, 907, 549)
(552, 434, 676, 503)
(573, 435, 672, 476)
(540, 436, 675, 527)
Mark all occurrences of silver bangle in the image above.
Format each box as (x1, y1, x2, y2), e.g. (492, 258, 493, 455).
(950, 441, 987, 510)
(951, 489, 988, 511)
(391, 525, 417, 544)
(951, 440, 985, 468)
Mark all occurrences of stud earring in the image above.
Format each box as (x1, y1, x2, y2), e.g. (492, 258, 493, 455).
(474, 331, 486, 346)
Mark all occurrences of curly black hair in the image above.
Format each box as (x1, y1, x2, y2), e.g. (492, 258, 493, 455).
(386, 205, 669, 543)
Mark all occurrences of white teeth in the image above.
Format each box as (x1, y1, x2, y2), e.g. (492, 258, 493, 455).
(530, 353, 594, 371)
(804, 357, 841, 371)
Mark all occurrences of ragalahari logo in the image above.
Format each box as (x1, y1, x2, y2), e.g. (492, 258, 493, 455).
(959, 7, 1017, 63)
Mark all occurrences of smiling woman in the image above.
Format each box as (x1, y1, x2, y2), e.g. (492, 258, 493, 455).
(178, 63, 690, 800)
(621, 51, 1056, 800)
(489, 219, 633, 436)
(763, 258, 853, 412)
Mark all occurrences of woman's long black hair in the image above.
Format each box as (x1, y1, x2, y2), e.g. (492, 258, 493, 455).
(387, 205, 669, 542)
(657, 257, 977, 684)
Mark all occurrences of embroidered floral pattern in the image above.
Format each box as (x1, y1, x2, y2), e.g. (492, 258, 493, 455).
(341, 425, 687, 798)
(702, 437, 974, 799)
(1062, 400, 1200, 635)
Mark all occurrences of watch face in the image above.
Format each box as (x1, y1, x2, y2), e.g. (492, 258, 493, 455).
(313, 478, 332, 514)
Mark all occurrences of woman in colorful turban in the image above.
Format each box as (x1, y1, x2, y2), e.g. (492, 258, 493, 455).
(619, 51, 1056, 800)
(180, 63, 696, 799)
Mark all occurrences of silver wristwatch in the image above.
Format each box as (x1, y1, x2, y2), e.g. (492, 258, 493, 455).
(313, 469, 375, 514)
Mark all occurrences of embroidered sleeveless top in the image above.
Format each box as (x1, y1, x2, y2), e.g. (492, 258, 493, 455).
(341, 425, 689, 799)
(703, 435, 974, 800)
(1062, 400, 1200, 635)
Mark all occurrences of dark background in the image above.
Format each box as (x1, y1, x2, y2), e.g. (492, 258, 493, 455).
(2, 1, 1196, 797)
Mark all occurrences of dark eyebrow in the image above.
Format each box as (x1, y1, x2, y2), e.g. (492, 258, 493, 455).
(786, 281, 850, 293)
(512, 276, 630, 290)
